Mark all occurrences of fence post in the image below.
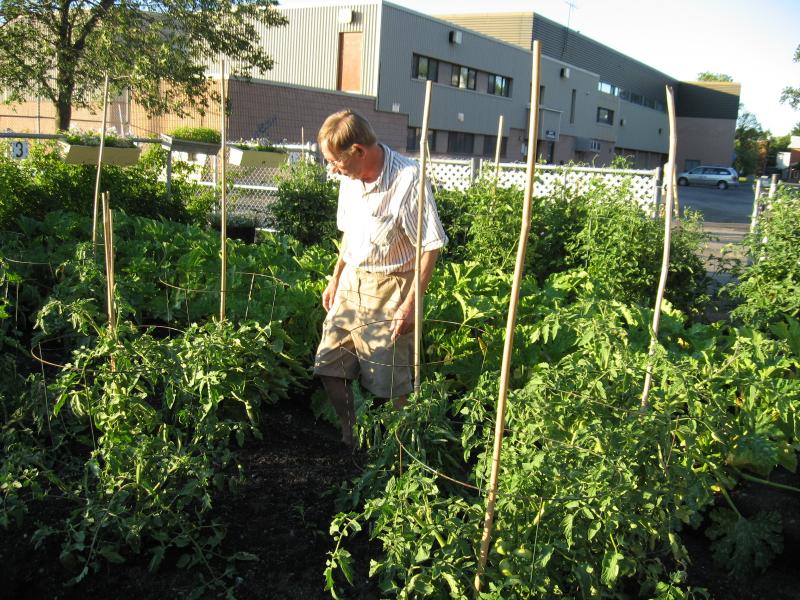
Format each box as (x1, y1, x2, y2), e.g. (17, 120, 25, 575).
(470, 157, 480, 184)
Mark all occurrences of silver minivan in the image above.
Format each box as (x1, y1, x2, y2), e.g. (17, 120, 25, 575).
(677, 166, 739, 189)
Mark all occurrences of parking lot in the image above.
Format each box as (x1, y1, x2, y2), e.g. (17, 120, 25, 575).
(676, 182, 754, 224)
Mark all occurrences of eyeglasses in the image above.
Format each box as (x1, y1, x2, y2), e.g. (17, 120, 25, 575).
(326, 146, 356, 169)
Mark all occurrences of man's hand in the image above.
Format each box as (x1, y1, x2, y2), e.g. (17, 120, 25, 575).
(391, 302, 415, 341)
(322, 277, 339, 312)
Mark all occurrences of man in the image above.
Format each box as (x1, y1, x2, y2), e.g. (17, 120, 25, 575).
(313, 110, 447, 447)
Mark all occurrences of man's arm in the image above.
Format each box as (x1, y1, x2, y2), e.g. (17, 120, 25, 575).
(322, 234, 348, 311)
(390, 248, 439, 340)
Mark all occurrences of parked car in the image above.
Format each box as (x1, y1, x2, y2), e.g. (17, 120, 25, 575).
(677, 166, 739, 189)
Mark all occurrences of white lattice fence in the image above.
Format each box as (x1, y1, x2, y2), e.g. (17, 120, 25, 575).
(478, 161, 660, 210)
(425, 158, 475, 191)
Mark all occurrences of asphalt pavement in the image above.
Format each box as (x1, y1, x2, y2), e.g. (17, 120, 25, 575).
(674, 182, 755, 277)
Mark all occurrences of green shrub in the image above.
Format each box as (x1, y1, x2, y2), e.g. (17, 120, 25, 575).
(730, 186, 800, 326)
(0, 141, 217, 231)
(271, 160, 338, 246)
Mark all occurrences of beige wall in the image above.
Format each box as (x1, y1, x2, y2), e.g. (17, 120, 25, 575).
(676, 116, 736, 170)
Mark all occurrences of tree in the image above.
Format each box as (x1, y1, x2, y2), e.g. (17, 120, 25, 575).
(697, 72, 734, 82)
(0, 0, 287, 131)
(792, 122, 800, 136)
(780, 44, 800, 109)
(734, 106, 765, 176)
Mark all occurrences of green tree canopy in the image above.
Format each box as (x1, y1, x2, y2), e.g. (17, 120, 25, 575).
(697, 72, 734, 82)
(781, 44, 800, 110)
(734, 106, 765, 175)
(0, 0, 287, 130)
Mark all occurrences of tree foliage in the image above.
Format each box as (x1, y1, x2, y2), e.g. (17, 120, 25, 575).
(735, 106, 765, 175)
(0, 0, 288, 130)
(697, 71, 734, 82)
(780, 44, 800, 110)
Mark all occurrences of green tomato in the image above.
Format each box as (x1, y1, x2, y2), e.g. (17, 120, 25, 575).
(499, 558, 516, 577)
(513, 545, 533, 560)
(495, 538, 514, 556)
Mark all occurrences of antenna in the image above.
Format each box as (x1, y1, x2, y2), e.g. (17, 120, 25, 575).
(560, 0, 578, 58)
(564, 0, 578, 29)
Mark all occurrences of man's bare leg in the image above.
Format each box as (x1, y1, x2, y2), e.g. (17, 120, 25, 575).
(320, 376, 355, 447)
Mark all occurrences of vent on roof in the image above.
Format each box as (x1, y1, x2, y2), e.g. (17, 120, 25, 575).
(449, 30, 462, 44)
(560, 67, 571, 79)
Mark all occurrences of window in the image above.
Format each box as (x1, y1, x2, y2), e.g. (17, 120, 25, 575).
(598, 81, 619, 96)
(413, 55, 439, 81)
(596, 107, 614, 125)
(539, 85, 545, 103)
(570, 89, 576, 124)
(447, 131, 475, 154)
(487, 74, 511, 97)
(482, 135, 507, 157)
(451, 65, 476, 90)
(406, 127, 437, 152)
(590, 139, 601, 152)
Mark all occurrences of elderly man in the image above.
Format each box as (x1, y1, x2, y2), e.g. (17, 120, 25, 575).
(313, 110, 447, 446)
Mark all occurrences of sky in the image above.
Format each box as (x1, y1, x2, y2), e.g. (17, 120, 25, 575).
(278, 0, 800, 136)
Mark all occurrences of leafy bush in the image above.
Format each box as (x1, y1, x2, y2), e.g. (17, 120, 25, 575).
(0, 141, 217, 231)
(730, 186, 800, 326)
(435, 175, 708, 316)
(271, 160, 338, 246)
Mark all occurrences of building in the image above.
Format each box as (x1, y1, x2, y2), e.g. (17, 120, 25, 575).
(1, 2, 739, 171)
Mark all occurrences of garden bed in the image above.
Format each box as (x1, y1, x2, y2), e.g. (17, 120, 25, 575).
(0, 398, 377, 599)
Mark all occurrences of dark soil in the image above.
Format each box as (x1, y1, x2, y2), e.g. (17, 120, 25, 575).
(0, 398, 379, 600)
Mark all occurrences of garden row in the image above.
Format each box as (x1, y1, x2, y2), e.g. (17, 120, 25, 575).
(1, 146, 799, 597)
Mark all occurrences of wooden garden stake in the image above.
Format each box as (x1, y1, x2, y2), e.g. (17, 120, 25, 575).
(219, 61, 228, 322)
(494, 114, 505, 183)
(413, 79, 433, 393)
(92, 73, 110, 253)
(474, 40, 542, 595)
(640, 85, 677, 410)
(750, 178, 763, 233)
(101, 191, 117, 368)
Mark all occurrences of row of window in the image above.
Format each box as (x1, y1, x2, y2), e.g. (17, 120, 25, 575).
(413, 54, 512, 98)
(407, 127, 508, 156)
(598, 80, 666, 112)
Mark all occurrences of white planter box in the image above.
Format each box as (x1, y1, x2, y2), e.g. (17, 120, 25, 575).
(60, 142, 141, 166)
(228, 147, 288, 168)
(160, 134, 221, 156)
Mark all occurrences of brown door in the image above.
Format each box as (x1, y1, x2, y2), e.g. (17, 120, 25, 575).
(337, 32, 362, 93)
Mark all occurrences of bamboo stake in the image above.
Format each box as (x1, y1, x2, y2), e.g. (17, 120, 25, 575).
(474, 40, 542, 595)
(413, 80, 433, 394)
(640, 85, 677, 410)
(92, 73, 110, 252)
(219, 61, 228, 322)
(750, 178, 763, 233)
(672, 164, 679, 218)
(101, 192, 116, 334)
(493, 114, 505, 183)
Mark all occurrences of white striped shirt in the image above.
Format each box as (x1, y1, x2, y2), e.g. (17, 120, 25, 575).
(337, 144, 448, 273)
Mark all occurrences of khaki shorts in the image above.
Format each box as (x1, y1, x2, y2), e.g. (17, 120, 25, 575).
(313, 267, 414, 398)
